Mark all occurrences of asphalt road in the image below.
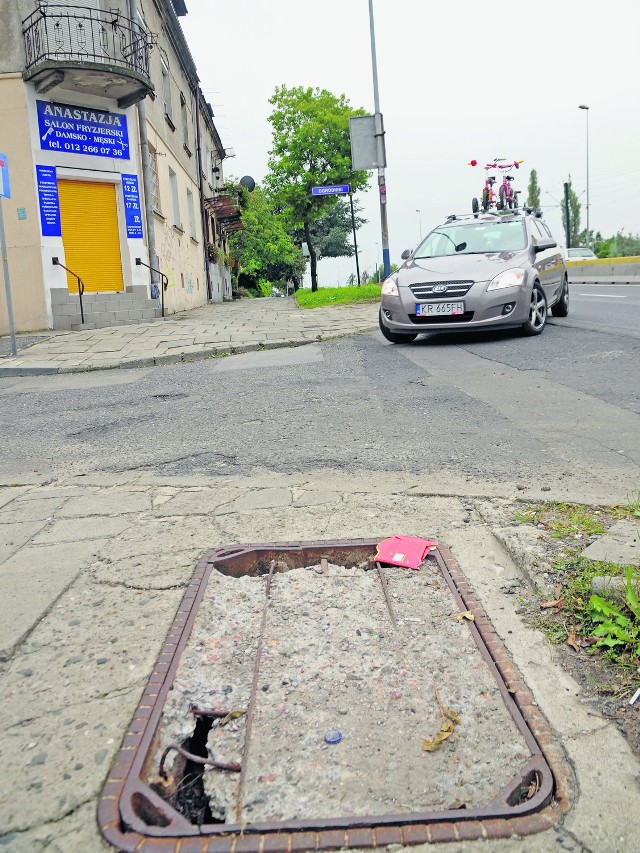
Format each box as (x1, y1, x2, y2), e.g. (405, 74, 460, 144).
(1, 310, 638, 500)
(563, 282, 640, 336)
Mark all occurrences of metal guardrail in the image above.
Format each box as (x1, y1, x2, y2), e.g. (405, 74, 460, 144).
(135, 258, 168, 317)
(52, 257, 85, 323)
(23, 4, 153, 78)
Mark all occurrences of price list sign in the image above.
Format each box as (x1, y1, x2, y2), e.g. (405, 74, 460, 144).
(122, 174, 143, 238)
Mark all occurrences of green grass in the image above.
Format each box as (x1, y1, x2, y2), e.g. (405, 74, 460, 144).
(294, 284, 381, 309)
(515, 501, 607, 537)
(513, 497, 640, 673)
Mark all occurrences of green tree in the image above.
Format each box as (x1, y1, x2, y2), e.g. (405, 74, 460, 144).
(265, 85, 369, 291)
(562, 177, 581, 247)
(290, 198, 366, 262)
(594, 230, 640, 258)
(367, 262, 397, 284)
(229, 185, 305, 291)
(526, 168, 541, 209)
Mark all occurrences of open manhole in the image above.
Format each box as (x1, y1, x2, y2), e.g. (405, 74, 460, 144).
(98, 540, 571, 851)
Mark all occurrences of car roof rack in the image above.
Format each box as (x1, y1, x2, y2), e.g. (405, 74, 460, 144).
(445, 211, 500, 222)
(444, 208, 544, 224)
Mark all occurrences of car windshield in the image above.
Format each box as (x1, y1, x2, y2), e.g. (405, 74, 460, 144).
(414, 220, 527, 258)
(567, 248, 594, 258)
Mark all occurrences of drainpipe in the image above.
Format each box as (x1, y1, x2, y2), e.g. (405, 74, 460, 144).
(128, 0, 159, 291)
(194, 89, 213, 301)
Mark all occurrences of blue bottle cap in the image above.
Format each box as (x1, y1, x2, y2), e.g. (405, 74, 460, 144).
(324, 729, 343, 744)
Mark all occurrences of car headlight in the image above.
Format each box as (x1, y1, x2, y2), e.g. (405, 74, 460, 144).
(381, 277, 399, 296)
(487, 268, 526, 291)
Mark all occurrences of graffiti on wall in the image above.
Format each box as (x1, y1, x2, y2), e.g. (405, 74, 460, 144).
(158, 220, 178, 289)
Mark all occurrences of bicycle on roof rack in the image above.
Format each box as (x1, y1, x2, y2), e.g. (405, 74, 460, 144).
(468, 158, 523, 214)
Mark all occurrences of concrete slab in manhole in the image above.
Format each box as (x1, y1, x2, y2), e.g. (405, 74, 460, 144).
(99, 540, 571, 851)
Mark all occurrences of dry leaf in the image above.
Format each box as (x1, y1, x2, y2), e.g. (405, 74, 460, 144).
(422, 726, 454, 752)
(422, 715, 459, 751)
(444, 707, 460, 724)
(566, 627, 581, 653)
(221, 709, 246, 726)
(540, 599, 565, 610)
(456, 611, 475, 622)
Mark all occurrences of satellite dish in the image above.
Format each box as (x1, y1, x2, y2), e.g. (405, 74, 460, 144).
(239, 175, 256, 193)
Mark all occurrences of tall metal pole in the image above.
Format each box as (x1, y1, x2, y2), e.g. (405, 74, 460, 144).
(349, 192, 361, 286)
(368, 0, 390, 279)
(416, 208, 422, 241)
(0, 199, 17, 356)
(563, 182, 571, 249)
(579, 104, 590, 247)
(128, 0, 159, 295)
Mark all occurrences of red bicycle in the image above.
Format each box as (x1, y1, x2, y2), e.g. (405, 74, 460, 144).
(469, 158, 523, 213)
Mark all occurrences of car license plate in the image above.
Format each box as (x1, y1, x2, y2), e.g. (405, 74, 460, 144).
(415, 301, 465, 316)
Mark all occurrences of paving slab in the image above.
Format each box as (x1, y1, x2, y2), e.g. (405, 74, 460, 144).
(0, 299, 379, 375)
(580, 519, 640, 564)
(0, 539, 109, 659)
(0, 520, 49, 562)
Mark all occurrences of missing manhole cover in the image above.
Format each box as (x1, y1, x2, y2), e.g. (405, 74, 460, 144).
(99, 540, 572, 851)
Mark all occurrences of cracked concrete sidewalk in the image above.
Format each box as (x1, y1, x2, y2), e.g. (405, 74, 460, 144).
(0, 299, 379, 377)
(0, 471, 639, 852)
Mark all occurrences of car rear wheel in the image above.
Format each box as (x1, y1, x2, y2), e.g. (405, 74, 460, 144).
(551, 277, 569, 317)
(522, 284, 547, 336)
(379, 309, 417, 344)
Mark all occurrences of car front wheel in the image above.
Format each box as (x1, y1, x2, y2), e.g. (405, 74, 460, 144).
(521, 284, 547, 336)
(551, 277, 569, 317)
(379, 309, 417, 344)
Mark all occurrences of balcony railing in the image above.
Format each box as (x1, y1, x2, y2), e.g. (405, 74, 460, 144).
(23, 4, 155, 104)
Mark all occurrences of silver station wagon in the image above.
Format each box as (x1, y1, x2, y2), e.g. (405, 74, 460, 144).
(379, 210, 568, 343)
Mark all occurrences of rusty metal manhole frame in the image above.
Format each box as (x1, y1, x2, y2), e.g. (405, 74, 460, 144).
(98, 540, 573, 851)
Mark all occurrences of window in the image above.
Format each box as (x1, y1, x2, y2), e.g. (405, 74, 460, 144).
(186, 189, 196, 239)
(181, 92, 190, 152)
(169, 167, 180, 228)
(148, 143, 161, 212)
(161, 59, 173, 124)
(531, 219, 548, 242)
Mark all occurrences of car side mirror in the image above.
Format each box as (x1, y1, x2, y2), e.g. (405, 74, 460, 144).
(401, 249, 412, 260)
(534, 239, 557, 253)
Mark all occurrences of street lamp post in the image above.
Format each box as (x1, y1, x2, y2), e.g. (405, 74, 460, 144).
(416, 209, 422, 242)
(367, 0, 390, 279)
(579, 104, 590, 247)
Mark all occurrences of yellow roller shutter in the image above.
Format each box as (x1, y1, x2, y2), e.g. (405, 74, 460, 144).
(58, 180, 124, 293)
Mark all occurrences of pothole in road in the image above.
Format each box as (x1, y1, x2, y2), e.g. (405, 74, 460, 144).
(99, 540, 571, 851)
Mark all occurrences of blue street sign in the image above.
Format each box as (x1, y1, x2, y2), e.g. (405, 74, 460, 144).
(0, 153, 10, 198)
(36, 100, 130, 160)
(311, 184, 350, 196)
(122, 174, 143, 238)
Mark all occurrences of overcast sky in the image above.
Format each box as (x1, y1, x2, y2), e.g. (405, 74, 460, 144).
(180, 0, 640, 285)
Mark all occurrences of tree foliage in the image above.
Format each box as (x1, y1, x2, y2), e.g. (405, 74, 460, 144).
(562, 177, 582, 247)
(265, 85, 369, 291)
(593, 230, 640, 257)
(290, 198, 366, 261)
(228, 185, 305, 290)
(526, 168, 541, 209)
